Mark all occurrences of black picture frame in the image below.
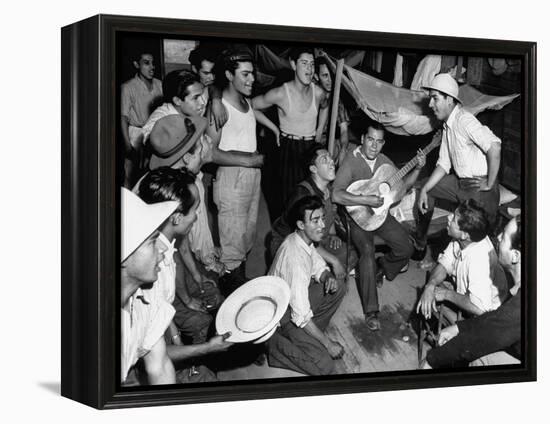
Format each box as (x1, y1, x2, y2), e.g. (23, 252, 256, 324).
(61, 14, 536, 409)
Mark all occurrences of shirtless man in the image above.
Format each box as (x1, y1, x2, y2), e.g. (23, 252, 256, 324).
(253, 47, 329, 204)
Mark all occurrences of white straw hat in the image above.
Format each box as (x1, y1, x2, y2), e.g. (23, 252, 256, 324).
(421, 73, 462, 104)
(216, 276, 290, 343)
(121, 187, 179, 262)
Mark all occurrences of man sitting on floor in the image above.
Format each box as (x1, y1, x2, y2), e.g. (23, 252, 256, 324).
(416, 199, 509, 323)
(423, 216, 521, 368)
(266, 195, 345, 376)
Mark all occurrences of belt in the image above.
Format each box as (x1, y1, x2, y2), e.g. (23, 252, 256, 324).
(280, 131, 316, 142)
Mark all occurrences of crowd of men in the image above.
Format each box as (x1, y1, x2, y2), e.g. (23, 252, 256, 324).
(120, 43, 522, 384)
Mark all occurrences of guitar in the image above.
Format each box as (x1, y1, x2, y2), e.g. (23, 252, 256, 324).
(345, 131, 442, 232)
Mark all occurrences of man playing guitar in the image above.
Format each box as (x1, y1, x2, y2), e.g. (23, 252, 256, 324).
(333, 122, 426, 331)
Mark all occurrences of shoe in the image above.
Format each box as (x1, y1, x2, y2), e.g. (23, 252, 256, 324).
(253, 353, 267, 366)
(409, 234, 427, 261)
(365, 312, 381, 331)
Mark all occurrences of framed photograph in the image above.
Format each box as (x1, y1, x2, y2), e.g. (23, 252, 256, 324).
(61, 14, 536, 409)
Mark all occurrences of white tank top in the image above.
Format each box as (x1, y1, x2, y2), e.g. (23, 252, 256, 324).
(278, 82, 318, 137)
(218, 98, 257, 153)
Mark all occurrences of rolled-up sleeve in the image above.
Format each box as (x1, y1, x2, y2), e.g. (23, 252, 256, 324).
(121, 83, 132, 118)
(463, 114, 501, 153)
(311, 247, 330, 283)
(437, 242, 456, 275)
(464, 253, 497, 312)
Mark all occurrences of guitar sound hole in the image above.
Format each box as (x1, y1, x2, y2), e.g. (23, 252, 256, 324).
(378, 182, 390, 195)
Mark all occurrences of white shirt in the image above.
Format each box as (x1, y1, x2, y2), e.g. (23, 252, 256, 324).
(155, 232, 177, 304)
(437, 236, 502, 312)
(437, 105, 501, 178)
(121, 287, 175, 383)
(268, 232, 329, 328)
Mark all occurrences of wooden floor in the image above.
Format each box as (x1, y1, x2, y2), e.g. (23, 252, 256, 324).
(217, 191, 438, 381)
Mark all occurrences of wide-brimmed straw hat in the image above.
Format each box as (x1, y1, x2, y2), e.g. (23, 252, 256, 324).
(215, 276, 290, 343)
(421, 73, 462, 104)
(149, 114, 207, 169)
(121, 187, 179, 262)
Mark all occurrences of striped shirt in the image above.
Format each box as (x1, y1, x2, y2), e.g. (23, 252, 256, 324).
(437, 105, 501, 178)
(268, 232, 329, 328)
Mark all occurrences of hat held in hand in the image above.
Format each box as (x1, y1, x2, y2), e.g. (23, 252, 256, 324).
(216, 276, 290, 343)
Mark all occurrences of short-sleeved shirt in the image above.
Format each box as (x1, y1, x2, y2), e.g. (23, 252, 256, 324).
(121, 75, 163, 128)
(333, 146, 395, 193)
(437, 105, 501, 178)
(437, 236, 503, 312)
(121, 287, 175, 383)
(268, 232, 329, 328)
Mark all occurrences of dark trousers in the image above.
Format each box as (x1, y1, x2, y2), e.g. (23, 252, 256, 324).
(414, 174, 500, 247)
(349, 214, 413, 315)
(266, 277, 346, 376)
(172, 251, 221, 344)
(279, 136, 315, 205)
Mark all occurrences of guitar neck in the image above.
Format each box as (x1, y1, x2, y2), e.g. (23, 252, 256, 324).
(388, 134, 442, 186)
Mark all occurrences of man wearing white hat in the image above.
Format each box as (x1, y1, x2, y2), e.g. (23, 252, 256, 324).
(414, 73, 502, 266)
(121, 187, 234, 385)
(121, 187, 179, 385)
